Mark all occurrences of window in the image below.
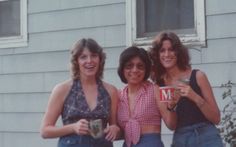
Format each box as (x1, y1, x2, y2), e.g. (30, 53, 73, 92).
(126, 0, 206, 47)
(0, 0, 27, 48)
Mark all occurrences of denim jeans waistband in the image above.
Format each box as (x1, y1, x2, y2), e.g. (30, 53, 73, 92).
(175, 122, 216, 134)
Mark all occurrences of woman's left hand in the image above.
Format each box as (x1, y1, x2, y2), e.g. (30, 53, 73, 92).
(177, 83, 196, 101)
(104, 124, 120, 141)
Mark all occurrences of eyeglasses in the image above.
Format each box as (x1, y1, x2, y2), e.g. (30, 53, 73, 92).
(124, 63, 145, 71)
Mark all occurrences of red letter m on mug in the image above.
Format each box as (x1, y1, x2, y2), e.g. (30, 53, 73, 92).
(159, 87, 175, 102)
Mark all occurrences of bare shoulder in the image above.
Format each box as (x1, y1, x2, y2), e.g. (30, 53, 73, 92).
(51, 79, 73, 101)
(102, 81, 118, 96)
(195, 70, 208, 81)
(195, 70, 210, 87)
(54, 80, 72, 92)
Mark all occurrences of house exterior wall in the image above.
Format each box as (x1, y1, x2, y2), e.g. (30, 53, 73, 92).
(0, 0, 235, 147)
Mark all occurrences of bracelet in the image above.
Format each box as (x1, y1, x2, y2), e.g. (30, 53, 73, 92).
(167, 105, 177, 112)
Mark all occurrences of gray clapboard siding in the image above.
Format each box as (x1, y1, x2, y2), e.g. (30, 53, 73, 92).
(188, 48, 202, 64)
(0, 93, 49, 112)
(206, 0, 236, 15)
(0, 48, 14, 56)
(0, 133, 57, 147)
(207, 13, 236, 39)
(188, 38, 236, 65)
(202, 38, 236, 63)
(0, 113, 44, 132)
(104, 47, 124, 69)
(0, 71, 68, 93)
(11, 25, 125, 55)
(192, 63, 236, 86)
(0, 73, 45, 93)
(1, 51, 69, 74)
(29, 3, 125, 33)
(162, 134, 174, 147)
(0, 113, 62, 132)
(28, 0, 125, 14)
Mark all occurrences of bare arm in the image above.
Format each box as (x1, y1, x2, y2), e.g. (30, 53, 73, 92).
(40, 80, 89, 138)
(177, 71, 221, 124)
(103, 82, 120, 141)
(154, 85, 177, 130)
(195, 71, 221, 124)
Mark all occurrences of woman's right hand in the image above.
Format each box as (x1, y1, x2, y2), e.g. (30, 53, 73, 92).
(73, 119, 89, 135)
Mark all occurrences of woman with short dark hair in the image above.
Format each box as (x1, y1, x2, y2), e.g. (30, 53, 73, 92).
(117, 46, 176, 147)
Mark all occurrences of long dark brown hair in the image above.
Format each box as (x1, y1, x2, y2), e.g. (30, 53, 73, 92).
(149, 31, 191, 84)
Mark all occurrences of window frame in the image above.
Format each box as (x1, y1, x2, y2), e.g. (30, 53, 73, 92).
(0, 0, 28, 49)
(126, 0, 206, 48)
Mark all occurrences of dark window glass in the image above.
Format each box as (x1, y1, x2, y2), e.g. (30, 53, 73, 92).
(137, 0, 194, 38)
(0, 0, 20, 38)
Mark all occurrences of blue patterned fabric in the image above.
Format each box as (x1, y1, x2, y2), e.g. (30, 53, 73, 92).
(58, 134, 113, 147)
(61, 79, 111, 126)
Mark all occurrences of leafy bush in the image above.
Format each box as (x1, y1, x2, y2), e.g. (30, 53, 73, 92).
(218, 81, 236, 146)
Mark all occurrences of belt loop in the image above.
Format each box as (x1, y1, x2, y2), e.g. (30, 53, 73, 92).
(194, 128, 200, 145)
(79, 135, 82, 144)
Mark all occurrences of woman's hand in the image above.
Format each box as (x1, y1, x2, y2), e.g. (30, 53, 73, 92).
(73, 119, 89, 135)
(104, 124, 120, 141)
(176, 82, 197, 101)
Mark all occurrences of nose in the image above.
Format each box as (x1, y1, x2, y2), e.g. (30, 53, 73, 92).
(163, 50, 170, 56)
(131, 65, 139, 72)
(86, 56, 92, 62)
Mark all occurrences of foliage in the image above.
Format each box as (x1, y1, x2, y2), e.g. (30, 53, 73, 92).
(218, 81, 236, 145)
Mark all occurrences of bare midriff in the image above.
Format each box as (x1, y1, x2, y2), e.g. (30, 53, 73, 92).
(141, 124, 161, 134)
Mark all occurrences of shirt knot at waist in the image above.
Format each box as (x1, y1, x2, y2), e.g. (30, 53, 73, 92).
(125, 119, 141, 147)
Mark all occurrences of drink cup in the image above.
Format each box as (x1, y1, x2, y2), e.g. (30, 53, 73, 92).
(178, 78, 190, 85)
(159, 86, 176, 102)
(89, 119, 104, 139)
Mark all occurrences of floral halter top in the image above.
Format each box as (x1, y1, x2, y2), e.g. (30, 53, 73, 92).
(61, 79, 111, 126)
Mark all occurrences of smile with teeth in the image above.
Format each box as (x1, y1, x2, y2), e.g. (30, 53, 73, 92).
(85, 65, 96, 70)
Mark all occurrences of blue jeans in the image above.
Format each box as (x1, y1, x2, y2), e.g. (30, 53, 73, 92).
(123, 133, 164, 147)
(58, 134, 113, 147)
(172, 122, 223, 147)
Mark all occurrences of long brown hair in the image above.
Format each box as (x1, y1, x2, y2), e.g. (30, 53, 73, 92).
(149, 31, 191, 84)
(70, 38, 106, 80)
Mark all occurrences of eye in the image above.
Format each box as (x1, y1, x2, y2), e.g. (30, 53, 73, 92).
(91, 53, 99, 58)
(124, 63, 133, 69)
(137, 64, 145, 70)
(159, 47, 165, 53)
(79, 54, 87, 60)
(169, 48, 174, 51)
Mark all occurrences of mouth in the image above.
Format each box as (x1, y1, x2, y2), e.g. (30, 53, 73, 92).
(84, 64, 97, 70)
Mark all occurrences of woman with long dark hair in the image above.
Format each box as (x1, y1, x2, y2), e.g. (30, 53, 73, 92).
(149, 31, 223, 147)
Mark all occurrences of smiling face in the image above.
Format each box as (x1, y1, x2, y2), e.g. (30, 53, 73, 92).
(77, 48, 100, 79)
(123, 56, 146, 85)
(159, 40, 177, 70)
